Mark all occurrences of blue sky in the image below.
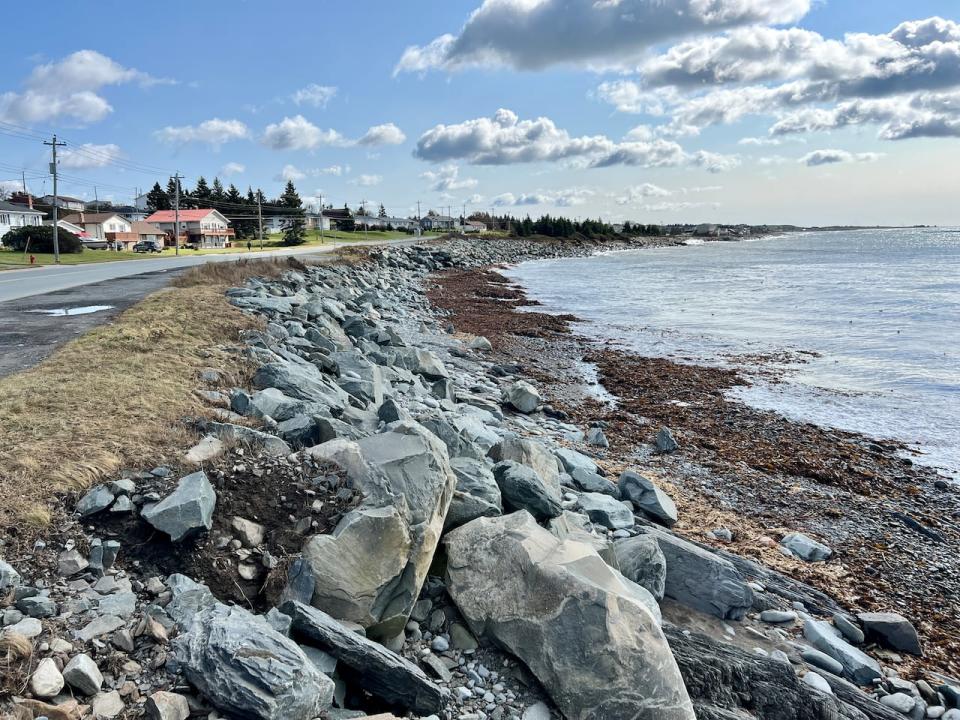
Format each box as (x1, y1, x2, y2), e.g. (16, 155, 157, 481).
(1, 0, 959, 225)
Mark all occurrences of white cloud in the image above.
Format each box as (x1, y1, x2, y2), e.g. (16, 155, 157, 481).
(615, 183, 672, 205)
(395, 0, 809, 73)
(421, 164, 478, 192)
(0, 50, 173, 126)
(490, 188, 594, 207)
(58, 143, 123, 169)
(0, 179, 26, 197)
(690, 150, 741, 174)
(262, 115, 350, 150)
(155, 118, 250, 147)
(276, 164, 307, 182)
(358, 122, 406, 146)
(221, 162, 245, 176)
(319, 165, 345, 176)
(350, 174, 383, 187)
(291, 84, 337, 107)
(643, 200, 721, 212)
(799, 149, 884, 166)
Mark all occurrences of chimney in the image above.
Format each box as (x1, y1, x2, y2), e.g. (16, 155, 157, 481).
(27, 193, 32, 209)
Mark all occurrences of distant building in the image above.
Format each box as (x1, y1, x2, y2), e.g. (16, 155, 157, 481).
(144, 209, 234, 248)
(0, 200, 44, 239)
(41, 195, 85, 211)
(322, 208, 354, 230)
(421, 215, 455, 231)
(305, 212, 331, 231)
(693, 223, 719, 237)
(355, 215, 419, 231)
(464, 220, 486, 233)
(130, 221, 166, 246)
(61, 212, 138, 248)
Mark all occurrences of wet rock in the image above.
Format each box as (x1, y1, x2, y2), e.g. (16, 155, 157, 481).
(641, 527, 753, 620)
(576, 492, 634, 530)
(445, 512, 693, 720)
(780, 532, 832, 562)
(655, 427, 678, 453)
(858, 612, 922, 656)
(145, 691, 190, 720)
(173, 600, 334, 720)
(617, 471, 678, 527)
(493, 461, 562, 521)
(30, 657, 65, 698)
(63, 653, 104, 695)
(141, 471, 216, 542)
(803, 618, 882, 684)
(503, 380, 541, 413)
(281, 600, 444, 716)
(76, 485, 115, 516)
(613, 535, 667, 601)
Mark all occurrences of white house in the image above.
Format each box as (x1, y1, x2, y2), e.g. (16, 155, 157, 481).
(41, 195, 85, 212)
(355, 215, 418, 231)
(0, 200, 45, 240)
(61, 212, 133, 241)
(464, 220, 486, 233)
(144, 208, 234, 248)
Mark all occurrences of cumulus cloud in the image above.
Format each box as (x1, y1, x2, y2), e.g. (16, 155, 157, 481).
(261, 115, 350, 150)
(395, 0, 809, 73)
(292, 84, 337, 107)
(0, 50, 173, 125)
(221, 162, 245, 176)
(358, 122, 407, 146)
(800, 149, 884, 166)
(643, 200, 720, 212)
(276, 164, 307, 181)
(615, 183, 672, 205)
(350, 174, 383, 187)
(421, 164, 478, 193)
(415, 108, 739, 172)
(491, 188, 594, 207)
(690, 150, 742, 173)
(155, 118, 250, 147)
(319, 165, 346, 176)
(58, 143, 123, 169)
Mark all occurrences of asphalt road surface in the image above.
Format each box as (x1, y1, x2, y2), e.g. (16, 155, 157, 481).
(0, 239, 417, 378)
(0, 241, 388, 304)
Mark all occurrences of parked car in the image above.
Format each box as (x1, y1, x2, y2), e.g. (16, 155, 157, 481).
(133, 241, 162, 253)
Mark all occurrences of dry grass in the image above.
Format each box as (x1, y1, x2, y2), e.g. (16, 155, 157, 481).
(0, 276, 265, 541)
(172, 256, 291, 288)
(0, 631, 33, 700)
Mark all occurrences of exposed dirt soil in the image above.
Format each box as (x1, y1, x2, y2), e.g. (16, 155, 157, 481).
(428, 263, 960, 679)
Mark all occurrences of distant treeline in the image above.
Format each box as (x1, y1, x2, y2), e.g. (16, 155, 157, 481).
(469, 212, 663, 239)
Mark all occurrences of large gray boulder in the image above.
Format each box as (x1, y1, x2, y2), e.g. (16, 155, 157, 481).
(857, 612, 922, 656)
(281, 601, 443, 716)
(330, 350, 384, 406)
(252, 361, 348, 410)
(641, 527, 753, 620)
(445, 512, 694, 720)
(503, 381, 541, 413)
(206, 422, 292, 457)
(445, 457, 503, 531)
(173, 601, 333, 720)
(493, 461, 562, 521)
(548, 511, 617, 568)
(568, 467, 618, 496)
(803, 618, 883, 684)
(393, 348, 449, 380)
(614, 535, 667, 601)
(576, 492, 634, 530)
(419, 412, 499, 461)
(781, 532, 832, 562)
(247, 388, 313, 422)
(553, 447, 599, 476)
(618, 471, 678, 527)
(489, 436, 561, 493)
(141, 471, 216, 542)
(302, 421, 456, 639)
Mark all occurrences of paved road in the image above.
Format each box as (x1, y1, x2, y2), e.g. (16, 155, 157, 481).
(0, 241, 389, 303)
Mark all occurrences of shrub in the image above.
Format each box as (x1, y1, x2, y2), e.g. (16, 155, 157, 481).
(2, 225, 83, 253)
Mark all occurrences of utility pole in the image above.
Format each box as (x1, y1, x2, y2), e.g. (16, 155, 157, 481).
(257, 191, 264, 250)
(21, 170, 27, 195)
(94, 186, 99, 213)
(318, 193, 323, 243)
(361, 199, 368, 242)
(171, 172, 183, 256)
(44, 135, 66, 264)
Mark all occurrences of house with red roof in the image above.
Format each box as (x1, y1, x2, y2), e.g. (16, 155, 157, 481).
(143, 208, 234, 249)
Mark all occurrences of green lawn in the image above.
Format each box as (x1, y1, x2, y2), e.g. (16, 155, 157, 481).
(0, 230, 409, 268)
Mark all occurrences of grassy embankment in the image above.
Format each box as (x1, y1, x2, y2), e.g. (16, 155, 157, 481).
(0, 229, 409, 267)
(0, 258, 301, 541)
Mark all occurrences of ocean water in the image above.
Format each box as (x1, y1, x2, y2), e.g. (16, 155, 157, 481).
(505, 228, 960, 479)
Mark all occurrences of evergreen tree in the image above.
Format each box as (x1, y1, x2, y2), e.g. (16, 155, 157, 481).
(165, 177, 179, 207)
(378, 203, 387, 218)
(211, 177, 225, 202)
(146, 182, 171, 211)
(280, 180, 306, 246)
(193, 176, 211, 204)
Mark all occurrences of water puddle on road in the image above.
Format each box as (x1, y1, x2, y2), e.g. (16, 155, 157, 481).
(25, 305, 114, 316)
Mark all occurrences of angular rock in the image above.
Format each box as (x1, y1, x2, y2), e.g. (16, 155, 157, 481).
(58, 549, 89, 576)
(641, 527, 753, 620)
(444, 490, 501, 531)
(586, 427, 609, 448)
(207, 422, 292, 457)
(576, 492, 634, 530)
(232, 517, 266, 548)
(252, 361, 348, 409)
(445, 512, 693, 720)
(393, 348, 449, 380)
(568, 467, 618, 496)
(549, 511, 618, 569)
(30, 657, 64, 698)
(553, 446, 599, 477)
(91, 691, 124, 718)
(173, 600, 334, 720)
(613, 535, 667, 601)
(63, 653, 104, 695)
(618, 471, 678, 527)
(803, 618, 883, 684)
(145, 692, 190, 720)
(184, 435, 225, 464)
(490, 436, 561, 493)
(781, 532, 833, 562)
(503, 380, 541, 413)
(656, 427, 679, 453)
(493, 461, 562, 521)
(857, 612, 922, 656)
(75, 614, 124, 642)
(281, 600, 443, 716)
(0, 559, 20, 590)
(141, 471, 216, 542)
(76, 485, 115, 516)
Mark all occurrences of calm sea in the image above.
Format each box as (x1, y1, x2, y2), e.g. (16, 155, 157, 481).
(505, 228, 960, 479)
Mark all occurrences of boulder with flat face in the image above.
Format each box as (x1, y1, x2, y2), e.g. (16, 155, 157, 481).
(493, 461, 562, 521)
(781, 532, 832, 562)
(576, 492, 635, 530)
(857, 612, 922, 656)
(614, 535, 667, 601)
(803, 618, 883, 684)
(618, 471, 678, 527)
(141, 472, 216, 542)
(503, 380, 541, 413)
(444, 512, 694, 720)
(489, 436, 561, 493)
